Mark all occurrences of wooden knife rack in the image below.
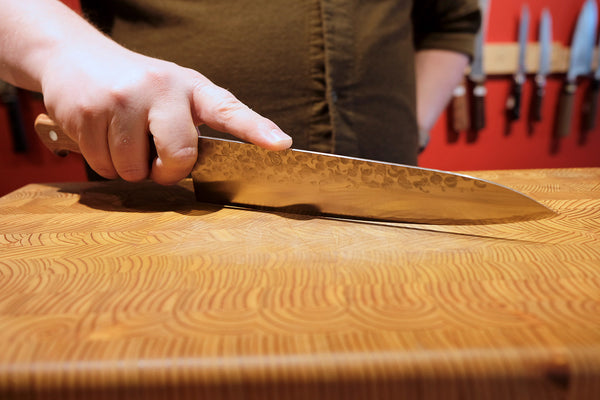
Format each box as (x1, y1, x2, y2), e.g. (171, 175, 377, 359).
(480, 42, 597, 75)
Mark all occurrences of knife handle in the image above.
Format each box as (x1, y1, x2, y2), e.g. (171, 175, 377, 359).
(581, 79, 600, 133)
(554, 82, 577, 138)
(470, 79, 486, 132)
(531, 76, 546, 123)
(34, 113, 81, 156)
(506, 76, 524, 121)
(450, 79, 469, 132)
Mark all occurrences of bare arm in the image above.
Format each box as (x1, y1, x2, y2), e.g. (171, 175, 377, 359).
(415, 49, 469, 150)
(0, 0, 292, 184)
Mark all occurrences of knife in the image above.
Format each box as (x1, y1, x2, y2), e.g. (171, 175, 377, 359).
(506, 4, 529, 122)
(33, 113, 552, 225)
(0, 80, 28, 153)
(555, 0, 598, 138)
(450, 78, 469, 133)
(529, 9, 552, 133)
(468, 0, 491, 132)
(581, 35, 600, 134)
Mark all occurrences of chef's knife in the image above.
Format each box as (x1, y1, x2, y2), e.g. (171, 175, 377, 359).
(529, 9, 552, 132)
(468, 0, 491, 132)
(33, 113, 552, 225)
(506, 4, 529, 122)
(581, 35, 600, 133)
(555, 0, 598, 138)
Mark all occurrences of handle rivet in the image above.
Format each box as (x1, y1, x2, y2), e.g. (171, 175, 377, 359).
(49, 130, 58, 142)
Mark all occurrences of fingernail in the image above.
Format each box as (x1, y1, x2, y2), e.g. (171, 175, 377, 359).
(267, 129, 293, 148)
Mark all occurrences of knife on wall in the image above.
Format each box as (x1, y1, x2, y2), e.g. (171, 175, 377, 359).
(506, 4, 529, 122)
(468, 0, 491, 132)
(581, 36, 600, 134)
(33, 113, 552, 225)
(529, 8, 553, 132)
(555, 0, 598, 138)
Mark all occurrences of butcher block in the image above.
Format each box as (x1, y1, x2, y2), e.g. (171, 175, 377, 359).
(0, 168, 599, 399)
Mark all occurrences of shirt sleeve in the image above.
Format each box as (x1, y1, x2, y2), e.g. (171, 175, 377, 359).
(411, 0, 481, 59)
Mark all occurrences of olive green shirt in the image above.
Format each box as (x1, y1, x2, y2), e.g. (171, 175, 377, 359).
(82, 0, 480, 164)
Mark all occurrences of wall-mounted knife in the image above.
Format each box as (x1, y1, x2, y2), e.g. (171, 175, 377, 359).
(555, 0, 598, 138)
(506, 4, 529, 122)
(0, 80, 28, 153)
(469, 0, 491, 132)
(529, 9, 553, 133)
(581, 34, 600, 134)
(450, 78, 469, 133)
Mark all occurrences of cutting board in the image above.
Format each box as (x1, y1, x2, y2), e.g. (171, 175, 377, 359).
(1, 168, 599, 399)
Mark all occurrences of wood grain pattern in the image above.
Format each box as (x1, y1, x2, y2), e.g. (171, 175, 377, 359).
(1, 168, 599, 399)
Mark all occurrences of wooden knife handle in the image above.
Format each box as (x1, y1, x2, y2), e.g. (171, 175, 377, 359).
(450, 79, 469, 132)
(554, 82, 577, 138)
(471, 79, 486, 132)
(581, 79, 600, 133)
(34, 113, 81, 156)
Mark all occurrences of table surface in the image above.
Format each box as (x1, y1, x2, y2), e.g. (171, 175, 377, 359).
(1, 168, 599, 399)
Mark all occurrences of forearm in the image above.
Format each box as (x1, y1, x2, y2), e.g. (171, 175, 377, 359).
(415, 49, 469, 135)
(0, 0, 119, 92)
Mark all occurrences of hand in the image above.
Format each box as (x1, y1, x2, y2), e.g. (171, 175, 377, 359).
(41, 45, 292, 185)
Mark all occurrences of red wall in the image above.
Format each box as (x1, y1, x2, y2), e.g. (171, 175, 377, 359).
(1, 0, 598, 197)
(419, 0, 600, 171)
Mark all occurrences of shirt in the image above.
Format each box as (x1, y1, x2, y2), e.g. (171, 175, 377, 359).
(81, 0, 480, 165)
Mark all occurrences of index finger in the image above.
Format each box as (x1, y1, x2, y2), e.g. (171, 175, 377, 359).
(191, 82, 292, 150)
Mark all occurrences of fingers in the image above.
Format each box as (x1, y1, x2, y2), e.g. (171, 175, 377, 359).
(107, 111, 150, 182)
(192, 82, 292, 150)
(73, 114, 119, 180)
(148, 105, 199, 185)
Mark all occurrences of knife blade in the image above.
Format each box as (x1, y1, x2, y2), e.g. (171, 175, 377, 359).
(33, 113, 553, 225)
(555, 0, 598, 138)
(581, 34, 600, 134)
(529, 9, 552, 132)
(506, 4, 529, 122)
(468, 0, 491, 132)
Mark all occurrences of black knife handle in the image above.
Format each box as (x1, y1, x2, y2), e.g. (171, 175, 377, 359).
(506, 77, 524, 121)
(0, 82, 28, 153)
(554, 81, 577, 138)
(530, 77, 546, 123)
(581, 79, 600, 133)
(471, 80, 486, 132)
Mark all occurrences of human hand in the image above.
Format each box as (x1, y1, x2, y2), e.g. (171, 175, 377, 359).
(41, 45, 292, 185)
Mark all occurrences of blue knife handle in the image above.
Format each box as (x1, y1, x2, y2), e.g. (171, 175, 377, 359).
(554, 82, 577, 138)
(581, 79, 600, 133)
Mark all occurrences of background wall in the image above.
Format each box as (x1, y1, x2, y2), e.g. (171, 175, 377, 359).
(1, 0, 599, 196)
(419, 0, 600, 170)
